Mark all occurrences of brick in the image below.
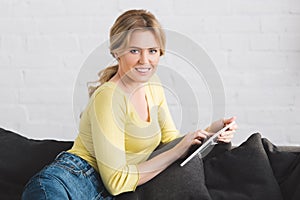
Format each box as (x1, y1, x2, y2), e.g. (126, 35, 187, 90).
(0, 55, 11, 67)
(228, 52, 286, 69)
(250, 34, 279, 51)
(50, 35, 80, 53)
(0, 1, 12, 17)
(19, 122, 63, 140)
(280, 35, 300, 51)
(0, 105, 27, 126)
(26, 35, 52, 53)
(0, 69, 23, 88)
(26, 34, 80, 54)
(78, 34, 106, 54)
(90, 17, 113, 35)
(261, 16, 300, 33)
(287, 52, 300, 71)
(245, 107, 299, 126)
(61, 124, 78, 141)
(0, 18, 38, 34)
(0, 89, 18, 104)
(194, 34, 221, 51)
(25, 104, 74, 123)
(10, 1, 29, 17)
(230, 0, 282, 14)
(202, 17, 221, 34)
(219, 16, 260, 33)
(160, 16, 205, 38)
(37, 17, 93, 34)
(261, 16, 285, 33)
(19, 122, 76, 140)
(11, 53, 63, 69)
(241, 71, 300, 87)
(208, 51, 229, 70)
(287, 126, 300, 145)
(220, 34, 250, 52)
(221, 71, 246, 88)
(282, 16, 300, 33)
(26, 0, 65, 17)
(19, 88, 73, 104)
(62, 54, 86, 69)
(256, 128, 287, 145)
(286, 0, 300, 14)
(173, 0, 231, 16)
(63, 0, 118, 16)
(118, 0, 174, 16)
(22, 69, 77, 88)
(0, 35, 27, 54)
(295, 90, 300, 108)
(227, 87, 295, 108)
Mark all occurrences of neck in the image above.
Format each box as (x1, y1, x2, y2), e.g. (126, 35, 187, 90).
(117, 72, 144, 94)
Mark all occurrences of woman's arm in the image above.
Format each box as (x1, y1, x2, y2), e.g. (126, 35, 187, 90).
(90, 87, 140, 195)
(137, 129, 208, 185)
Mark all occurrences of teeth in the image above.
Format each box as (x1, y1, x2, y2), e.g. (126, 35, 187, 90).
(136, 68, 150, 72)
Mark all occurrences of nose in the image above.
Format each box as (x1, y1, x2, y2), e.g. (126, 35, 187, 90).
(139, 50, 149, 65)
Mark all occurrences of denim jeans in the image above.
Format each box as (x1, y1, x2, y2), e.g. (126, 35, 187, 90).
(22, 151, 114, 200)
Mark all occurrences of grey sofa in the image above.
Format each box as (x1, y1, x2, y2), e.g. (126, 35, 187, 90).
(1, 127, 299, 200)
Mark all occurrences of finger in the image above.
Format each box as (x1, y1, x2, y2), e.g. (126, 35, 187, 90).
(193, 139, 202, 145)
(199, 129, 210, 138)
(194, 130, 209, 140)
(223, 116, 236, 125)
(218, 131, 234, 140)
(228, 124, 238, 131)
(219, 134, 234, 141)
(220, 130, 235, 137)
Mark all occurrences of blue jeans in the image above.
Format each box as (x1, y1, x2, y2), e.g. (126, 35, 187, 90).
(22, 151, 114, 200)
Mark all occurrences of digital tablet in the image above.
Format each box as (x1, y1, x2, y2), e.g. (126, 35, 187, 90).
(180, 121, 236, 167)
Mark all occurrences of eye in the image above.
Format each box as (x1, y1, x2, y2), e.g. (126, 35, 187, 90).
(149, 49, 158, 54)
(129, 49, 140, 54)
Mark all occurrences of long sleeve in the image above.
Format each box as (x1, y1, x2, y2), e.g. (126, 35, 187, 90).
(88, 87, 139, 196)
(152, 80, 180, 143)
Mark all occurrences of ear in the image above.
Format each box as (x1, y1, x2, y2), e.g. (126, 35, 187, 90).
(114, 53, 119, 59)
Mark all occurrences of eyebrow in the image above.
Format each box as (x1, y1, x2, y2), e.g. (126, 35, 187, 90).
(128, 46, 160, 49)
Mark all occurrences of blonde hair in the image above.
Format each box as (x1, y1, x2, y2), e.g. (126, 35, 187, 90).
(88, 9, 166, 97)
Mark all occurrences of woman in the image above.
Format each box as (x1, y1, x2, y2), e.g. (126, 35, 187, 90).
(22, 9, 237, 199)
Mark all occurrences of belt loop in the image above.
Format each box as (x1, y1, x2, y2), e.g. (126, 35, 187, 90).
(55, 151, 66, 159)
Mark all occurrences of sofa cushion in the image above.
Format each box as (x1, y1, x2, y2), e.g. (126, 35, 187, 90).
(262, 138, 300, 200)
(204, 133, 283, 200)
(0, 127, 73, 199)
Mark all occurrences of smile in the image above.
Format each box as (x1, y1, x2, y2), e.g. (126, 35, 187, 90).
(135, 68, 151, 73)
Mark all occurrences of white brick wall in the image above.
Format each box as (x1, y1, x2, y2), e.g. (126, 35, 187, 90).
(0, 0, 299, 146)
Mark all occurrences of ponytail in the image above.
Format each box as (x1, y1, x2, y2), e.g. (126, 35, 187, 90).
(88, 65, 118, 97)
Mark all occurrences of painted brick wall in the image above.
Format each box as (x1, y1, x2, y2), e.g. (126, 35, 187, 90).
(0, 0, 299, 146)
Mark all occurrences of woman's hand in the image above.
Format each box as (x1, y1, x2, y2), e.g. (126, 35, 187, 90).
(206, 116, 238, 143)
(217, 116, 237, 143)
(174, 129, 210, 159)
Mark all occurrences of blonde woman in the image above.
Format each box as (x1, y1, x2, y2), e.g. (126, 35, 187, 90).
(22, 9, 237, 199)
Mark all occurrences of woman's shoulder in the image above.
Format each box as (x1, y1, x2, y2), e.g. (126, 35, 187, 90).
(88, 82, 127, 107)
(91, 82, 123, 98)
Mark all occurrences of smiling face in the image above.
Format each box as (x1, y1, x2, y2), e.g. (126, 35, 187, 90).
(116, 30, 161, 84)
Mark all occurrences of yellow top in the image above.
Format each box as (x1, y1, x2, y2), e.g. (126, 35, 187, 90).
(68, 76, 180, 195)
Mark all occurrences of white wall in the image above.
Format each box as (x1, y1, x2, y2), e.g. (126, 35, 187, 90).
(0, 0, 299, 146)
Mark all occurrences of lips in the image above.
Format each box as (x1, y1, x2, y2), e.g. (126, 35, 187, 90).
(135, 68, 151, 73)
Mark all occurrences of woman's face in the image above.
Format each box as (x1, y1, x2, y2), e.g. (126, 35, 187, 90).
(116, 30, 161, 84)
